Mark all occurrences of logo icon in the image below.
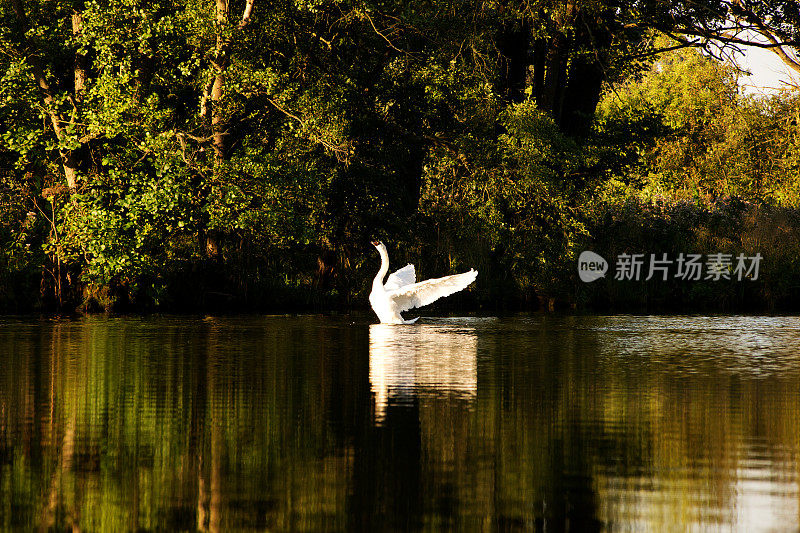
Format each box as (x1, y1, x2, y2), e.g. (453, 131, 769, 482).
(578, 251, 608, 282)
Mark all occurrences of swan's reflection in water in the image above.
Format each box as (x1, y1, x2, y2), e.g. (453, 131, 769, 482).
(369, 323, 477, 425)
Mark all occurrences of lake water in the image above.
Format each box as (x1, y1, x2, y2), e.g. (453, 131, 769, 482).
(1, 315, 800, 531)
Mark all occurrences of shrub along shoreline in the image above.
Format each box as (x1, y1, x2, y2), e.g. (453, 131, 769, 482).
(3, 196, 800, 315)
(577, 198, 800, 313)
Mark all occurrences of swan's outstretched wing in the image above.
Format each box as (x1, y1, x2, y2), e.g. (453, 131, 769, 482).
(384, 264, 416, 291)
(388, 269, 477, 312)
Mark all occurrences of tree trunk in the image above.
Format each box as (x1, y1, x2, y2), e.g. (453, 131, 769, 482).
(201, 0, 256, 165)
(531, 38, 546, 104)
(316, 251, 336, 291)
(210, 0, 229, 165)
(495, 21, 531, 103)
(72, 11, 87, 103)
(539, 34, 570, 122)
(558, 11, 612, 138)
(11, 0, 79, 190)
(560, 57, 605, 138)
(197, 0, 256, 258)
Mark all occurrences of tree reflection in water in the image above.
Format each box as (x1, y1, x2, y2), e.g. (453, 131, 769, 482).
(1, 316, 799, 531)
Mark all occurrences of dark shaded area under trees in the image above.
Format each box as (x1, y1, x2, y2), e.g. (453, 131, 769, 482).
(1, 0, 800, 313)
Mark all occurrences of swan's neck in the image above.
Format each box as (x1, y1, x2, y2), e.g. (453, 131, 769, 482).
(373, 247, 390, 290)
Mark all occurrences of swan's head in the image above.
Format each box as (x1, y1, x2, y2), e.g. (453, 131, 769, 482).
(371, 240, 387, 253)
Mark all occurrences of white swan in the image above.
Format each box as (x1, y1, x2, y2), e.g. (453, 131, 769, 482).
(369, 240, 478, 324)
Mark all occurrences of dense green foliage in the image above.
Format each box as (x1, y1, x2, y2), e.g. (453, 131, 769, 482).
(1, 0, 799, 311)
(594, 46, 800, 202)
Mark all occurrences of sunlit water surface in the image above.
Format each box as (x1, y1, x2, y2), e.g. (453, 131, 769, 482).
(1, 315, 800, 531)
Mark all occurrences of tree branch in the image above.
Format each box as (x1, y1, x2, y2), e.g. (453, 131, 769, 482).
(265, 97, 352, 162)
(238, 0, 255, 29)
(359, 9, 409, 55)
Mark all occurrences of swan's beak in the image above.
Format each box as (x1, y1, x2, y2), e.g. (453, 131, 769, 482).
(370, 240, 381, 247)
